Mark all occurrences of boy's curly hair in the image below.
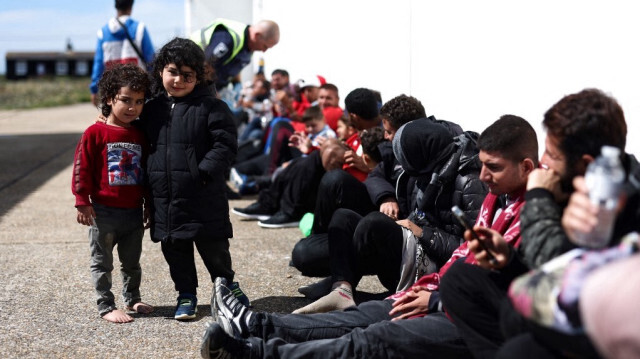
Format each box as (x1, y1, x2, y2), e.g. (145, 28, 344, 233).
(360, 127, 386, 164)
(98, 63, 151, 117)
(150, 37, 205, 94)
(379, 94, 426, 131)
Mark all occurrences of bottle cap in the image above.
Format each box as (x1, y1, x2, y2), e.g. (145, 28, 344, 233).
(601, 145, 620, 158)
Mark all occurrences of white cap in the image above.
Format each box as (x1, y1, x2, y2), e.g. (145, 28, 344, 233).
(601, 145, 621, 158)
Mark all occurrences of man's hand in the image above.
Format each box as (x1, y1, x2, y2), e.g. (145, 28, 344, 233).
(380, 198, 400, 219)
(396, 219, 423, 238)
(343, 150, 369, 173)
(91, 94, 99, 107)
(76, 205, 96, 226)
(288, 131, 312, 153)
(389, 285, 431, 320)
(315, 136, 328, 147)
(527, 167, 566, 202)
(466, 226, 510, 269)
(274, 90, 292, 117)
(562, 177, 598, 245)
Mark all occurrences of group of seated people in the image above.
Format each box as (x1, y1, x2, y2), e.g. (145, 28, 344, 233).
(202, 75, 640, 359)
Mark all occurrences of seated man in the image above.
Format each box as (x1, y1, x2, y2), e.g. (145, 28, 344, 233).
(439, 88, 638, 359)
(493, 173, 640, 358)
(200, 114, 538, 359)
(293, 117, 488, 314)
(232, 105, 337, 195)
(232, 88, 380, 228)
(292, 94, 463, 287)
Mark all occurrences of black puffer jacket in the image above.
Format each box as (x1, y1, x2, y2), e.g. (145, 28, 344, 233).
(140, 85, 237, 242)
(393, 119, 487, 268)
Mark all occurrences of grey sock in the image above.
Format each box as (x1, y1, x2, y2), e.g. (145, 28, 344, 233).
(292, 285, 355, 314)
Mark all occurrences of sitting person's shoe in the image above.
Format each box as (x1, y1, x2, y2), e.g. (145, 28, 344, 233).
(175, 293, 198, 320)
(230, 168, 246, 190)
(258, 211, 300, 229)
(228, 281, 251, 308)
(237, 181, 259, 196)
(232, 202, 273, 221)
(214, 277, 252, 339)
(298, 277, 334, 300)
(200, 322, 251, 359)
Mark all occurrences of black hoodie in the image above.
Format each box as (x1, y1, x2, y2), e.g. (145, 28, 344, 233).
(392, 118, 488, 267)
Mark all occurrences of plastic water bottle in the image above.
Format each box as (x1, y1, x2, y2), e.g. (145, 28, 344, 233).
(260, 99, 273, 129)
(573, 146, 624, 248)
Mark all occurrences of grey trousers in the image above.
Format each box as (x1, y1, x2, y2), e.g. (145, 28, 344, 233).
(89, 203, 144, 316)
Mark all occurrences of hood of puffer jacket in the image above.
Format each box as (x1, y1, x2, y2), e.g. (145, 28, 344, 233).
(392, 118, 456, 177)
(436, 131, 481, 183)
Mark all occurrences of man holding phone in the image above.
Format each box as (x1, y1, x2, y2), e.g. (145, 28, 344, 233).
(440, 88, 637, 358)
(201, 115, 539, 359)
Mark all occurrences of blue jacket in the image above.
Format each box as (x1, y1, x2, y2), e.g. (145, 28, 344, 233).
(90, 16, 154, 94)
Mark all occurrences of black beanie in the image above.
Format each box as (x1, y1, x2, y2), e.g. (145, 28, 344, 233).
(345, 88, 379, 120)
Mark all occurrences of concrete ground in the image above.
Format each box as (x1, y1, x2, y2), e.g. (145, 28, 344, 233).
(0, 104, 385, 358)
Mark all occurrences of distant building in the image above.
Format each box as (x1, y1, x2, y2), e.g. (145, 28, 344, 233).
(5, 51, 94, 80)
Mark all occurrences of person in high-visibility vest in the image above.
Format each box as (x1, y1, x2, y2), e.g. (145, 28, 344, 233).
(191, 19, 280, 91)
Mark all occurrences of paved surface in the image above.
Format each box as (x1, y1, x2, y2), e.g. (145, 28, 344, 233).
(0, 104, 385, 358)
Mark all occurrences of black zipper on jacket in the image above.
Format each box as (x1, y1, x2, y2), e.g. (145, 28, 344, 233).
(165, 102, 175, 240)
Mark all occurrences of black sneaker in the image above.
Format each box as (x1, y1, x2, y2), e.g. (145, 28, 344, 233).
(200, 322, 251, 359)
(214, 277, 251, 339)
(298, 277, 334, 300)
(258, 211, 300, 229)
(232, 202, 273, 221)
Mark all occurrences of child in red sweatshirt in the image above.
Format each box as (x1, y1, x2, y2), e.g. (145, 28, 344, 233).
(72, 63, 153, 323)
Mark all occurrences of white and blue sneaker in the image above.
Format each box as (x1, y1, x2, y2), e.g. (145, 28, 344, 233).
(230, 168, 247, 190)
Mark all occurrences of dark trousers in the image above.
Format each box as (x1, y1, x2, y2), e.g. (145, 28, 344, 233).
(312, 169, 375, 234)
(235, 153, 269, 177)
(266, 120, 299, 174)
(329, 210, 403, 291)
(290, 233, 330, 277)
(160, 238, 234, 296)
(258, 150, 324, 219)
(495, 333, 561, 359)
(247, 299, 470, 359)
(238, 116, 265, 142)
(439, 260, 524, 359)
(496, 328, 602, 359)
(235, 121, 301, 178)
(290, 170, 376, 277)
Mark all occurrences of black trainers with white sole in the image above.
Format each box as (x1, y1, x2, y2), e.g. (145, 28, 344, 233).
(257, 211, 300, 229)
(231, 202, 273, 221)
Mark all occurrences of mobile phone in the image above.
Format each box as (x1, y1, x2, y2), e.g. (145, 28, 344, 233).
(451, 206, 498, 264)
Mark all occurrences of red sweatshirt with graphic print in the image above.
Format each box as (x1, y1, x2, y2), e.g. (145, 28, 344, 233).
(72, 122, 149, 208)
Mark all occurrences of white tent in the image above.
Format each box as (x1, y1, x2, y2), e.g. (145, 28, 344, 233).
(185, 0, 640, 157)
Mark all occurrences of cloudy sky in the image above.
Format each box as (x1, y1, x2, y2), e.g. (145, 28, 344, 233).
(0, 0, 185, 74)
